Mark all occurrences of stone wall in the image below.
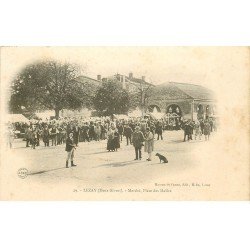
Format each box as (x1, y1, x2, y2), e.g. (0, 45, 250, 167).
(148, 96, 193, 115)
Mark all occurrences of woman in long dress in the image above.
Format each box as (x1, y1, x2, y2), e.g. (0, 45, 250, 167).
(107, 125, 115, 151)
(194, 120, 201, 140)
(113, 129, 120, 151)
(144, 127, 154, 161)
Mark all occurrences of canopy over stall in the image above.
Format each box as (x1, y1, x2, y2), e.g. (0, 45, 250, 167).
(113, 114, 129, 120)
(128, 108, 142, 118)
(35, 111, 55, 121)
(6, 114, 29, 123)
(147, 112, 165, 120)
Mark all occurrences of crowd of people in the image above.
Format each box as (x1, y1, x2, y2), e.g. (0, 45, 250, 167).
(6, 116, 167, 149)
(182, 118, 217, 142)
(5, 115, 218, 165)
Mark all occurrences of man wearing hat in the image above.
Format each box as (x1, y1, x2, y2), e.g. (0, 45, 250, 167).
(124, 123, 133, 145)
(65, 132, 77, 168)
(132, 126, 145, 160)
(42, 124, 50, 147)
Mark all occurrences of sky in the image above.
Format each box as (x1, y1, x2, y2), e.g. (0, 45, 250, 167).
(1, 47, 249, 105)
(1, 46, 249, 139)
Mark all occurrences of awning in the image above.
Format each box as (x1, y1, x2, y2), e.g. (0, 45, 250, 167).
(128, 108, 142, 118)
(166, 113, 181, 118)
(113, 114, 129, 120)
(35, 111, 55, 120)
(6, 114, 29, 123)
(147, 112, 165, 120)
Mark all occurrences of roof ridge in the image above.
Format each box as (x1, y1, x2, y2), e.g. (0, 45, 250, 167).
(125, 76, 153, 85)
(156, 81, 215, 100)
(169, 81, 204, 87)
(159, 81, 211, 90)
(173, 84, 193, 99)
(74, 75, 101, 83)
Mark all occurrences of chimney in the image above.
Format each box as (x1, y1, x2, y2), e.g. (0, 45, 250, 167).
(122, 75, 126, 89)
(142, 76, 145, 82)
(97, 75, 102, 81)
(129, 72, 133, 79)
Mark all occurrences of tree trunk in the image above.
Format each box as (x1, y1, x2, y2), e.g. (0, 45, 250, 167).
(55, 108, 60, 120)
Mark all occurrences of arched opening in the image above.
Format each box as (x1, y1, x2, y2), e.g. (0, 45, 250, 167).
(166, 104, 182, 116)
(148, 105, 161, 113)
(197, 104, 204, 114)
(197, 104, 204, 120)
(166, 104, 182, 130)
(205, 105, 211, 119)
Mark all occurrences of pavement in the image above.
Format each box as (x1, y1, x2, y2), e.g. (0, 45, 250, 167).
(3, 128, 248, 200)
(9, 130, 209, 187)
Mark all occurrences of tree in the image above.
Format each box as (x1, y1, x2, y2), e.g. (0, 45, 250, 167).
(9, 60, 88, 119)
(129, 83, 152, 116)
(93, 80, 130, 116)
(138, 83, 152, 115)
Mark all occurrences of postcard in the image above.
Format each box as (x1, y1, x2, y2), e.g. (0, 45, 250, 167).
(0, 47, 249, 200)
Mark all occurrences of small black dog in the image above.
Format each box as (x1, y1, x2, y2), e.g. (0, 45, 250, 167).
(155, 153, 168, 163)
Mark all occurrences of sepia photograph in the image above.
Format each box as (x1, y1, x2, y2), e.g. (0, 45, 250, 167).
(0, 46, 249, 200)
(1, 2, 250, 250)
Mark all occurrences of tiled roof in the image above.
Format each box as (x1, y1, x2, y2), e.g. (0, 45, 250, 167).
(128, 77, 153, 86)
(155, 82, 215, 100)
(73, 75, 101, 84)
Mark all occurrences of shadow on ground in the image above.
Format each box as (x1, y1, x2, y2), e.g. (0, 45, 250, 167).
(95, 160, 150, 168)
(28, 167, 66, 175)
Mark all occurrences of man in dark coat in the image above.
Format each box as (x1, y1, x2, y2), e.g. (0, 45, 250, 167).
(183, 121, 192, 142)
(73, 123, 80, 146)
(155, 121, 163, 140)
(189, 121, 194, 140)
(57, 125, 62, 145)
(82, 123, 90, 142)
(129, 121, 135, 132)
(204, 120, 211, 141)
(200, 119, 205, 135)
(89, 122, 95, 141)
(65, 132, 77, 168)
(132, 126, 145, 160)
(117, 123, 124, 142)
(42, 125, 50, 147)
(209, 118, 213, 132)
(124, 124, 133, 145)
(50, 125, 58, 146)
(36, 125, 42, 146)
(25, 125, 32, 147)
(67, 123, 74, 137)
(30, 125, 37, 149)
(149, 122, 156, 138)
(100, 123, 106, 140)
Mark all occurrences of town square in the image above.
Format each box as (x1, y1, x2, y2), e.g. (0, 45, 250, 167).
(3, 47, 249, 201)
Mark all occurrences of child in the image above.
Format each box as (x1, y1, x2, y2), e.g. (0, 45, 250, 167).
(194, 121, 201, 140)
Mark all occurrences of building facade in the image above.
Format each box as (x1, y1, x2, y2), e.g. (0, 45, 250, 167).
(103, 72, 153, 93)
(147, 82, 216, 120)
(68, 75, 217, 121)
